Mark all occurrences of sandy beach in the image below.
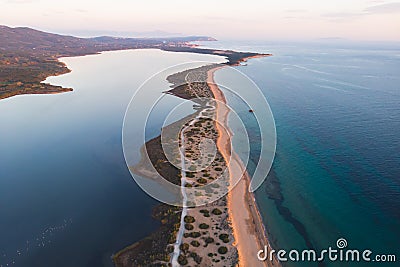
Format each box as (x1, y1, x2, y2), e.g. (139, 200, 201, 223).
(207, 67, 280, 267)
(114, 61, 279, 266)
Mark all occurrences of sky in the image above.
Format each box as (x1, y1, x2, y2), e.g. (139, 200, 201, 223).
(1, 0, 399, 41)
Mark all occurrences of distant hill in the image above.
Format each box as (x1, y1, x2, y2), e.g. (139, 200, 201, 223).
(0, 25, 214, 100)
(0, 25, 265, 100)
(0, 25, 213, 57)
(0, 25, 90, 56)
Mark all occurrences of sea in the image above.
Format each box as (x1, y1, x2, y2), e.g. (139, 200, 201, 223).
(208, 40, 400, 266)
(0, 41, 399, 266)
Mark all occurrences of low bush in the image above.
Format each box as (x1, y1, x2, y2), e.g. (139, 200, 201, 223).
(212, 208, 222, 215)
(199, 223, 209, 229)
(184, 216, 195, 223)
(186, 172, 195, 178)
(190, 252, 202, 264)
(218, 246, 228, 254)
(185, 223, 194, 230)
(190, 240, 200, 247)
(184, 232, 201, 238)
(180, 243, 189, 253)
(204, 237, 214, 244)
(219, 233, 229, 243)
(197, 178, 208, 184)
(178, 255, 188, 265)
(211, 183, 220, 188)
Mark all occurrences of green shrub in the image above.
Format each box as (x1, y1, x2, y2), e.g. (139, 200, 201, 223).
(190, 240, 200, 247)
(204, 237, 214, 244)
(185, 223, 194, 230)
(180, 243, 189, 253)
(219, 233, 229, 243)
(212, 208, 222, 215)
(188, 165, 196, 172)
(211, 183, 220, 188)
(178, 255, 188, 265)
(184, 216, 195, 223)
(199, 223, 209, 229)
(185, 232, 201, 238)
(197, 178, 208, 184)
(167, 245, 174, 253)
(168, 234, 176, 244)
(218, 246, 228, 254)
(190, 252, 202, 264)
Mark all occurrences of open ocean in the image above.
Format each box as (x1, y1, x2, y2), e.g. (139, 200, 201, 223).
(209, 40, 400, 266)
(0, 41, 399, 266)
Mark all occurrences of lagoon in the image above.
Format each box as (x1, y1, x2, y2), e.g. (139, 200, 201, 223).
(0, 49, 225, 267)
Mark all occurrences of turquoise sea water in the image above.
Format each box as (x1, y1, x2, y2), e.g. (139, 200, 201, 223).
(209, 41, 400, 266)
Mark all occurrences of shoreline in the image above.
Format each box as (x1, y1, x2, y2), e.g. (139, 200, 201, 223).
(207, 66, 280, 267)
(113, 52, 276, 266)
(1, 24, 272, 102)
(231, 54, 272, 66)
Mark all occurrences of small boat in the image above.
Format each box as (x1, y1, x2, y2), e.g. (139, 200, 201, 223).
(249, 109, 254, 113)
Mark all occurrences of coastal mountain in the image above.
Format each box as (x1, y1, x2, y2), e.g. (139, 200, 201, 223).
(0, 25, 214, 100)
(0, 25, 90, 56)
(0, 25, 213, 56)
(0, 25, 265, 100)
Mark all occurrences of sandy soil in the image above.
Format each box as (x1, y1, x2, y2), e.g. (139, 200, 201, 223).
(207, 67, 280, 267)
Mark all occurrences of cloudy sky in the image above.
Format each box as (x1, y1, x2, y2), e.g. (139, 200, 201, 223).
(1, 0, 399, 41)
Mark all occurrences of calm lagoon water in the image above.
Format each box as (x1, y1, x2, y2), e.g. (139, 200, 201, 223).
(0, 49, 225, 267)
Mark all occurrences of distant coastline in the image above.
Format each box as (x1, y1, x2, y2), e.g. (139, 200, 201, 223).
(0, 25, 270, 101)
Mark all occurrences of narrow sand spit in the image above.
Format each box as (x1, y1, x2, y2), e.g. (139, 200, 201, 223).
(207, 67, 280, 267)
